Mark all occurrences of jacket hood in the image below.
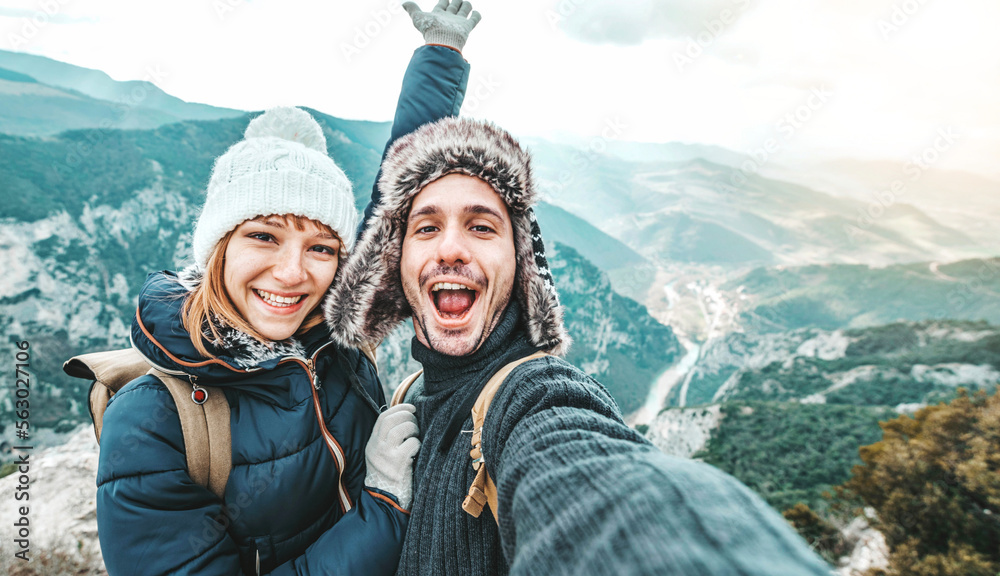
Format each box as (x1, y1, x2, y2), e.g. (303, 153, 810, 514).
(132, 268, 331, 382)
(325, 117, 570, 356)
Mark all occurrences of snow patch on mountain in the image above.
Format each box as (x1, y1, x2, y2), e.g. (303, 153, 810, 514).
(910, 363, 1000, 387)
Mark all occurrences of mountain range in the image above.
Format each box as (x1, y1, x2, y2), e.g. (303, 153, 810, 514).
(0, 48, 241, 135)
(528, 135, 997, 272)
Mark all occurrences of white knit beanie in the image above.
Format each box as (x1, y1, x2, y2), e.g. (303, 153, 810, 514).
(191, 107, 357, 268)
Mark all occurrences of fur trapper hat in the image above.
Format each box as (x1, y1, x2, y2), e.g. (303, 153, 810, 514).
(326, 117, 570, 356)
(191, 107, 357, 268)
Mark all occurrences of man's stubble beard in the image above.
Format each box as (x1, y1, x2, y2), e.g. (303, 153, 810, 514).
(410, 290, 512, 357)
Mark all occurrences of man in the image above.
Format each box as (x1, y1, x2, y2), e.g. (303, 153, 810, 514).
(328, 118, 833, 575)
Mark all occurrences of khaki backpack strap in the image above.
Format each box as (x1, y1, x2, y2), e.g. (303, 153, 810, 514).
(390, 370, 424, 407)
(63, 348, 232, 500)
(462, 351, 549, 523)
(89, 384, 112, 443)
(150, 369, 232, 501)
(463, 462, 500, 524)
(63, 348, 155, 442)
(359, 341, 378, 375)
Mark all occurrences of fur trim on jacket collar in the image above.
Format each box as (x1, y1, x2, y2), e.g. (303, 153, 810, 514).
(325, 117, 571, 356)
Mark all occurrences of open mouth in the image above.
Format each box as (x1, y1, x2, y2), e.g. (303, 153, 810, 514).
(253, 289, 306, 309)
(430, 282, 479, 320)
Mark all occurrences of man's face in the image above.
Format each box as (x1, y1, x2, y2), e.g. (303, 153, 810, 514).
(400, 174, 517, 357)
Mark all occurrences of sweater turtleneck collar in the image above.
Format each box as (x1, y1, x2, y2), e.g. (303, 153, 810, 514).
(411, 298, 539, 395)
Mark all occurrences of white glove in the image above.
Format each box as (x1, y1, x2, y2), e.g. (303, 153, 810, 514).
(403, 0, 482, 52)
(365, 403, 420, 510)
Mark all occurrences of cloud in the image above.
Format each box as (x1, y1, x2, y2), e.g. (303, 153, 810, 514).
(0, 7, 98, 24)
(550, 0, 751, 45)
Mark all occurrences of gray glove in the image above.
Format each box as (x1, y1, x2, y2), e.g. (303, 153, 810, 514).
(365, 403, 420, 510)
(403, 0, 482, 53)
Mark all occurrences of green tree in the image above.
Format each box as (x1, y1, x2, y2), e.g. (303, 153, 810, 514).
(841, 387, 1000, 576)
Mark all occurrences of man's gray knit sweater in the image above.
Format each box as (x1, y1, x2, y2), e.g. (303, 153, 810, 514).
(397, 300, 832, 576)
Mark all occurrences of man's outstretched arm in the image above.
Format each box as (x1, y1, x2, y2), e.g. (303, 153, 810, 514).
(486, 358, 834, 576)
(357, 0, 477, 238)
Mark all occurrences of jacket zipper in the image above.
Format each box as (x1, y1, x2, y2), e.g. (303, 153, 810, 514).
(283, 341, 381, 418)
(305, 357, 320, 389)
(279, 340, 334, 389)
(281, 342, 354, 513)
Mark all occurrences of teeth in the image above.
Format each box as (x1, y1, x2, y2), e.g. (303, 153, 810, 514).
(431, 282, 473, 292)
(255, 289, 305, 307)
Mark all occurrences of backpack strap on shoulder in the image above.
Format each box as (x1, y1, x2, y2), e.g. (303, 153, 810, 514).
(150, 368, 231, 501)
(64, 348, 232, 501)
(359, 341, 378, 375)
(390, 370, 424, 407)
(462, 351, 549, 524)
(64, 348, 157, 442)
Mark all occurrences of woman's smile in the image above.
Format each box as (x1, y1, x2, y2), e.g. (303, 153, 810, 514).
(252, 288, 307, 309)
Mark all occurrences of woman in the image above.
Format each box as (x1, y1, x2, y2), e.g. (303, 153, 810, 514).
(94, 2, 480, 574)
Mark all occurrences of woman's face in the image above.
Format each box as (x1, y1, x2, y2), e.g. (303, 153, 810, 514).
(223, 216, 340, 341)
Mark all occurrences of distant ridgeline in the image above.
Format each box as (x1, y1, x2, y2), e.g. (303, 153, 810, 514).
(0, 48, 243, 136)
(0, 111, 675, 431)
(730, 259, 1000, 333)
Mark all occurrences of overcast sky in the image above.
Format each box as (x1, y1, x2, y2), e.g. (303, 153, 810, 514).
(1, 0, 998, 177)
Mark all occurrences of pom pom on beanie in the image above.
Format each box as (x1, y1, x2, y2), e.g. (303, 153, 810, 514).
(244, 107, 327, 153)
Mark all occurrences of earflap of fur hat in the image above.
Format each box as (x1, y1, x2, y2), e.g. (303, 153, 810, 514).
(327, 117, 571, 356)
(515, 209, 571, 356)
(325, 205, 410, 349)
